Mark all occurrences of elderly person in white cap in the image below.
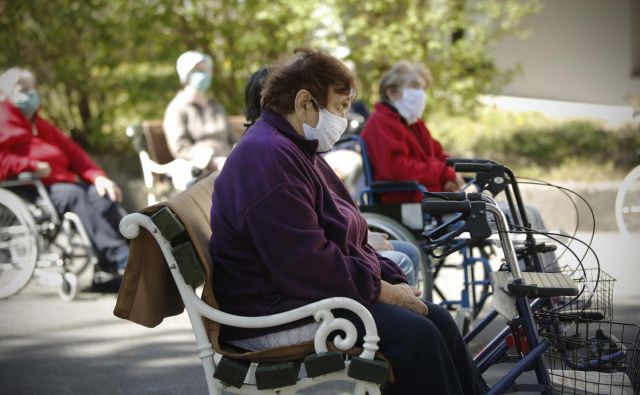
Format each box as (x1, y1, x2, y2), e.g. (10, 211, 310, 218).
(163, 51, 234, 174)
(0, 67, 129, 287)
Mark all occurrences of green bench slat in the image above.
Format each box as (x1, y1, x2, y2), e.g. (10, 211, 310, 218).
(171, 242, 205, 287)
(150, 207, 204, 287)
(150, 207, 187, 245)
(303, 352, 345, 378)
(255, 361, 300, 390)
(213, 357, 250, 388)
(347, 356, 389, 385)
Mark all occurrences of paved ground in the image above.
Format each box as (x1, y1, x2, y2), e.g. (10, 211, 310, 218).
(1, 231, 638, 394)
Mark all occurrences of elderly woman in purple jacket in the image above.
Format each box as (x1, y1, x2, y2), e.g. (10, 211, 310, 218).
(209, 48, 487, 395)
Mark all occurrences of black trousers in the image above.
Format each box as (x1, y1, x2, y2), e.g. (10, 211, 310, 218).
(339, 301, 488, 395)
(48, 183, 128, 270)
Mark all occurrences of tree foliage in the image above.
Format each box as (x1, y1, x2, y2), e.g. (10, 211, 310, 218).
(0, 0, 539, 151)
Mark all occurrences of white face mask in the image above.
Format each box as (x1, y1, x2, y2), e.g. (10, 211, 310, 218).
(392, 88, 427, 124)
(302, 102, 348, 153)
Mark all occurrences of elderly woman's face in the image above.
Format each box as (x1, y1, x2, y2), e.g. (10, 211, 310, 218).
(305, 87, 351, 127)
(387, 71, 427, 101)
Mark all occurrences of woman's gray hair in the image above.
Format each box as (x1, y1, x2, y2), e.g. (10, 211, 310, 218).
(0, 67, 35, 99)
(379, 61, 433, 102)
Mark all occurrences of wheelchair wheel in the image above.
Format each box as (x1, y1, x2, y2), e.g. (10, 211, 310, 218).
(362, 212, 433, 300)
(0, 188, 39, 299)
(57, 212, 95, 276)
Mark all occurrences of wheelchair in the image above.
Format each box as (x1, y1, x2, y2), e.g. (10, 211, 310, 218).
(0, 173, 97, 301)
(332, 135, 495, 333)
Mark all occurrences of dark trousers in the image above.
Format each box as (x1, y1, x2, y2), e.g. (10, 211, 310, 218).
(48, 183, 128, 270)
(339, 301, 488, 395)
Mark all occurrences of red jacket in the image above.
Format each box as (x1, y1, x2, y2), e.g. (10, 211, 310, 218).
(0, 100, 105, 185)
(361, 102, 457, 203)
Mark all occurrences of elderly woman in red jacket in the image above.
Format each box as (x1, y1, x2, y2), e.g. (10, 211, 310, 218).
(0, 67, 128, 282)
(361, 61, 465, 203)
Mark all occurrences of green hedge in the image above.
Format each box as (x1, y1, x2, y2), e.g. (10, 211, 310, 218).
(429, 109, 640, 181)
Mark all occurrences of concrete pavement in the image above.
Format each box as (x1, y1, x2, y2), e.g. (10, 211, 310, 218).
(1, 231, 638, 394)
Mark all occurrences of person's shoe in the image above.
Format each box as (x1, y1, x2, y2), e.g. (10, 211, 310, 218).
(90, 270, 122, 293)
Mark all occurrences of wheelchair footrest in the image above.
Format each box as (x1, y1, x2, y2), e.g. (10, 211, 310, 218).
(347, 356, 389, 385)
(213, 357, 250, 388)
(491, 272, 579, 298)
(303, 352, 345, 378)
(255, 361, 300, 390)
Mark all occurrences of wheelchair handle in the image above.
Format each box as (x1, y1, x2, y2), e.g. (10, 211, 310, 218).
(445, 158, 494, 166)
(453, 162, 493, 173)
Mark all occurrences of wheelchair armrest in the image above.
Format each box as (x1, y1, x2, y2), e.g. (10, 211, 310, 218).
(18, 172, 39, 181)
(0, 172, 42, 188)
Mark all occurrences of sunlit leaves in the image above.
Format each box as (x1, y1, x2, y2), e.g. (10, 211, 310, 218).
(0, 0, 540, 151)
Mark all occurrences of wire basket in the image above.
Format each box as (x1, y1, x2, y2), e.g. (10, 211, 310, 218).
(551, 268, 617, 322)
(536, 312, 640, 394)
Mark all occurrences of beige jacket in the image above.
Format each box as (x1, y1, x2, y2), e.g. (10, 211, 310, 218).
(163, 90, 233, 168)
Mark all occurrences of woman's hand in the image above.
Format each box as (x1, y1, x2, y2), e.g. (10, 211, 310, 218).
(455, 173, 466, 189)
(368, 231, 393, 251)
(34, 161, 51, 178)
(379, 280, 428, 316)
(444, 173, 466, 192)
(94, 175, 123, 203)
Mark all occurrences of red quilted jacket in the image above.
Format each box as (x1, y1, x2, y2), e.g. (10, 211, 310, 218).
(0, 100, 105, 185)
(361, 102, 457, 203)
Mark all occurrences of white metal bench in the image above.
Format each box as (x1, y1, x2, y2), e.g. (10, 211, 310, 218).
(116, 174, 390, 395)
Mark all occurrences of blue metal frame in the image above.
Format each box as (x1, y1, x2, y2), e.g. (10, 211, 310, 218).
(435, 243, 493, 316)
(338, 135, 493, 317)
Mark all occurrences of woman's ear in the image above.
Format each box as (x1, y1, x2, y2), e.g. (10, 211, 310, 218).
(294, 89, 313, 122)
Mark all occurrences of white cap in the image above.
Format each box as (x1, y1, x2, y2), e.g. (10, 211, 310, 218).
(176, 51, 213, 84)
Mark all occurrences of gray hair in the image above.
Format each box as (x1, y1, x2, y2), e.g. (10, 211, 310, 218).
(379, 61, 433, 102)
(0, 67, 35, 99)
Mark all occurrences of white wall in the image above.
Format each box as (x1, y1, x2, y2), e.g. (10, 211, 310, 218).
(491, 0, 640, 107)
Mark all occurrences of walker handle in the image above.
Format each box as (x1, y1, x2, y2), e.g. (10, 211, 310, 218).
(423, 192, 483, 201)
(422, 200, 471, 215)
(453, 162, 493, 173)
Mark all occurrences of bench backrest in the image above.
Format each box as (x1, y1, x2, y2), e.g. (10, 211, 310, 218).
(141, 120, 175, 165)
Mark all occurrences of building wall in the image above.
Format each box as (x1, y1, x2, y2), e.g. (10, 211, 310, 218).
(491, 0, 640, 107)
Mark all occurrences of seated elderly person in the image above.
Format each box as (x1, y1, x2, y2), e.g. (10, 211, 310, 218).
(163, 50, 235, 175)
(209, 48, 488, 394)
(361, 61, 465, 204)
(362, 61, 559, 273)
(0, 67, 128, 283)
(242, 66, 424, 287)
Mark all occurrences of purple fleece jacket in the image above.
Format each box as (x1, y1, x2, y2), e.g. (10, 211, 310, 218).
(210, 109, 407, 341)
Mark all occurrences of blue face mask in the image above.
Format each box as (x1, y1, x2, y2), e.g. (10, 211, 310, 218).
(187, 71, 212, 92)
(11, 90, 40, 119)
